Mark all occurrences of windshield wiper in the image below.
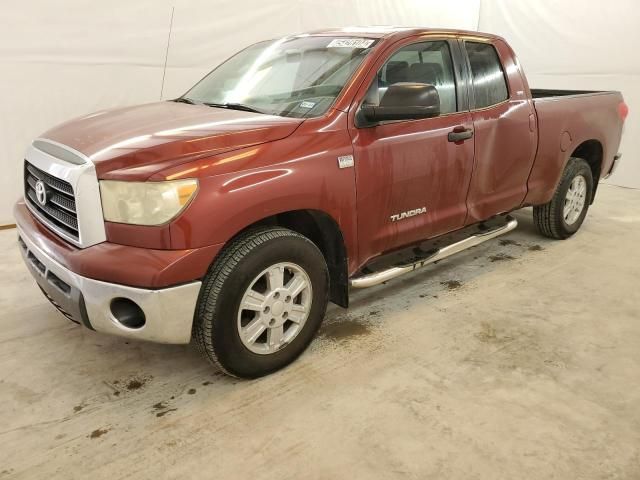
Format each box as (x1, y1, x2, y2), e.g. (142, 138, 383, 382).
(203, 102, 265, 114)
(174, 97, 199, 105)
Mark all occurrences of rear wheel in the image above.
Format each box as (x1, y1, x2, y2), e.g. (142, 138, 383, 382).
(193, 227, 329, 378)
(533, 157, 593, 239)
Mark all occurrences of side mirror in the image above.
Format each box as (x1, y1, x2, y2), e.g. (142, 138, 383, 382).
(361, 82, 440, 122)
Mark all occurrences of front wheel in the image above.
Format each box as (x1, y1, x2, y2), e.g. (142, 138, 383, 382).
(193, 227, 329, 378)
(533, 157, 594, 239)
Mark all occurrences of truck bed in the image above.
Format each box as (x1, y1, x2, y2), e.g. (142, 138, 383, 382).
(525, 88, 624, 206)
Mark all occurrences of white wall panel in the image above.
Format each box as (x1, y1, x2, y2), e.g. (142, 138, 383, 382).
(478, 0, 640, 189)
(0, 0, 173, 225)
(1, 0, 479, 225)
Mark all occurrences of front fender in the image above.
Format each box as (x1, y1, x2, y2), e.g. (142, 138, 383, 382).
(163, 111, 359, 271)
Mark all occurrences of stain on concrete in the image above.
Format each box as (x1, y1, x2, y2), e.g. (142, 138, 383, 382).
(489, 253, 515, 262)
(108, 375, 151, 396)
(441, 280, 462, 290)
(499, 239, 522, 246)
(476, 322, 498, 342)
(467, 322, 571, 378)
(543, 358, 564, 368)
(187, 388, 196, 395)
(156, 409, 177, 418)
(116, 375, 152, 392)
(152, 401, 178, 418)
(475, 322, 514, 344)
(321, 318, 371, 341)
(89, 428, 110, 439)
(126, 379, 144, 390)
(528, 244, 544, 251)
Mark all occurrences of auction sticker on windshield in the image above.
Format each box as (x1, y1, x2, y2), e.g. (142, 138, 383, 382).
(327, 38, 375, 49)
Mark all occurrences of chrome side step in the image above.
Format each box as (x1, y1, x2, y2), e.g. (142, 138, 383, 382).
(350, 217, 518, 289)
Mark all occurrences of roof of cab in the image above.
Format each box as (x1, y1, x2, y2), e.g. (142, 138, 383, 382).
(302, 26, 500, 41)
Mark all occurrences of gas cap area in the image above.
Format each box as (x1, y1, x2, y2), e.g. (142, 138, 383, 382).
(560, 131, 572, 152)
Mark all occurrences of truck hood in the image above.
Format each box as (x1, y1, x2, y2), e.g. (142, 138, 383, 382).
(40, 101, 304, 179)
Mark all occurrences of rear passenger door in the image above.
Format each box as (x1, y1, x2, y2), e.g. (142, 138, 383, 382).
(349, 38, 475, 265)
(461, 39, 537, 223)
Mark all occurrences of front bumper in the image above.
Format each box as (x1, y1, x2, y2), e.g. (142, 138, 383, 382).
(17, 223, 202, 344)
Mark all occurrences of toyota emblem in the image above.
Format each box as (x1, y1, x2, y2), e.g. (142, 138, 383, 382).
(35, 180, 48, 206)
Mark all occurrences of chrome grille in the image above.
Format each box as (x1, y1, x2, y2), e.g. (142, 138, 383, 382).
(24, 161, 79, 241)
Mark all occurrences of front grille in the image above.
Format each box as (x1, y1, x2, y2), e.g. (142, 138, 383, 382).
(24, 161, 79, 241)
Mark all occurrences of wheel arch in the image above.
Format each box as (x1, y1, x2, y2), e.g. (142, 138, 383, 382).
(231, 209, 350, 308)
(569, 139, 603, 203)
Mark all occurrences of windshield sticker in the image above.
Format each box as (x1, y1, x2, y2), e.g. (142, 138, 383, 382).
(299, 101, 316, 109)
(327, 38, 375, 49)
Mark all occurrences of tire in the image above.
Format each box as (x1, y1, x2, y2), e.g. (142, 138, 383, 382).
(193, 227, 329, 378)
(533, 157, 594, 239)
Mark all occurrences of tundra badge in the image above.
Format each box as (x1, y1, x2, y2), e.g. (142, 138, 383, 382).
(390, 207, 427, 222)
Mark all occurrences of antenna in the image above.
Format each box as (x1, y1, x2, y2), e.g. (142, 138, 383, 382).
(160, 6, 175, 100)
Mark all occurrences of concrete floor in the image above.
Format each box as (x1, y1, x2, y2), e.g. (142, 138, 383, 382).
(1, 184, 639, 479)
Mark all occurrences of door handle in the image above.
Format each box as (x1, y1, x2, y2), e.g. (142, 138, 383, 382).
(448, 128, 474, 143)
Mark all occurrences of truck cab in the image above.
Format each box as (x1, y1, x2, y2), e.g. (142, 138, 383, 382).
(349, 33, 538, 264)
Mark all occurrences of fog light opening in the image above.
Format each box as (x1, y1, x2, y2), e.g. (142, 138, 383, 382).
(110, 298, 146, 329)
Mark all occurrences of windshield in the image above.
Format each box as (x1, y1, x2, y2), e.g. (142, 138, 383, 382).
(182, 36, 377, 118)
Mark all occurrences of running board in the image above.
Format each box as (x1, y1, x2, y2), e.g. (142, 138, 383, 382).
(350, 217, 518, 289)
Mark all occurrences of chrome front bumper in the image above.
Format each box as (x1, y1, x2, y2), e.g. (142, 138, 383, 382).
(17, 224, 202, 344)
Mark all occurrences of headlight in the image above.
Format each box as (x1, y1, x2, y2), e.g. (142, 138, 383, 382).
(99, 179, 198, 225)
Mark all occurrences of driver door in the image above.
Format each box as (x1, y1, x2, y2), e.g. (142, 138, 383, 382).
(349, 38, 475, 265)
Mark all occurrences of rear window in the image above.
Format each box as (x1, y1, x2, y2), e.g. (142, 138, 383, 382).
(464, 42, 508, 108)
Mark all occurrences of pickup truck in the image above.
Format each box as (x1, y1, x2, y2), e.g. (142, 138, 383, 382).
(14, 27, 627, 378)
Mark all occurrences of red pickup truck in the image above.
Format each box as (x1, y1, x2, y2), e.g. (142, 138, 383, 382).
(15, 27, 626, 378)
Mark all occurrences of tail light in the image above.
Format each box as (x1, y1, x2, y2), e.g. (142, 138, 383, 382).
(618, 101, 629, 121)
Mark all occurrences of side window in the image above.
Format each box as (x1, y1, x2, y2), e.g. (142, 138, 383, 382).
(364, 40, 457, 115)
(464, 42, 508, 108)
